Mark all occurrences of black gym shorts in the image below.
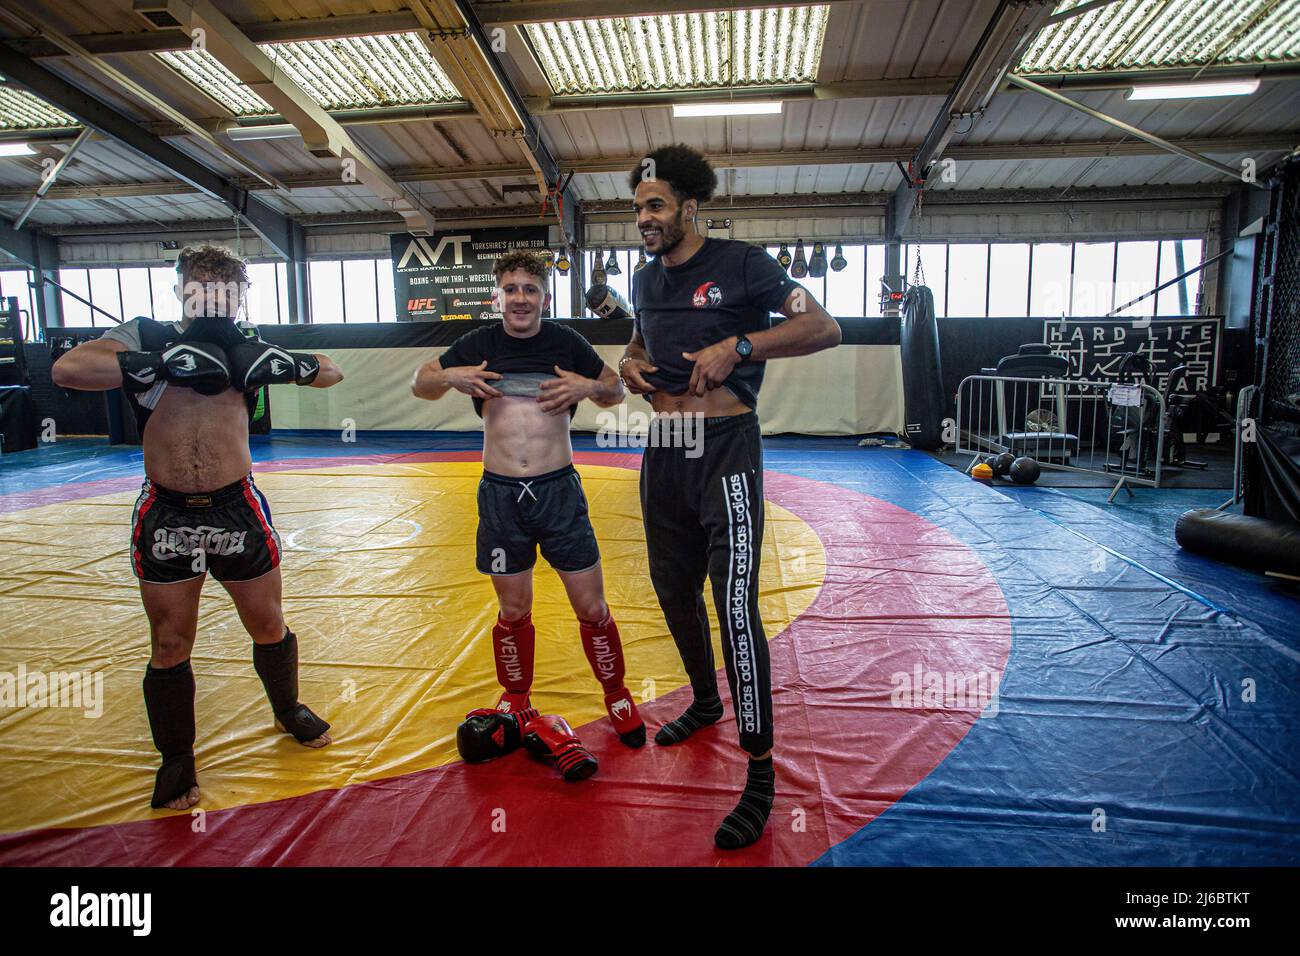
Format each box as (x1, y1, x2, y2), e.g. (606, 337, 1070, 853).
(476, 464, 600, 576)
(130, 475, 282, 585)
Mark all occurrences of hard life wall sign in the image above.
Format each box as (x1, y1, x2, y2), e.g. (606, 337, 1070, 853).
(390, 227, 551, 321)
(1043, 318, 1222, 392)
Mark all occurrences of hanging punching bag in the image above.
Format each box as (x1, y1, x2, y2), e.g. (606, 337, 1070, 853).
(791, 240, 808, 278)
(808, 242, 827, 278)
(899, 284, 946, 450)
(586, 283, 633, 320)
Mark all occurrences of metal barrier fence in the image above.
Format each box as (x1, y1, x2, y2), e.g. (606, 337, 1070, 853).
(1219, 384, 1259, 510)
(955, 374, 1166, 501)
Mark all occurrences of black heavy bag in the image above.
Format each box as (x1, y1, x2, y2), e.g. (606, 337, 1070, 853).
(1174, 508, 1300, 577)
(585, 283, 632, 320)
(899, 284, 946, 450)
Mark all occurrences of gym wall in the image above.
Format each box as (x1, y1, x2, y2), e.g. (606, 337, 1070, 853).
(256, 318, 905, 437)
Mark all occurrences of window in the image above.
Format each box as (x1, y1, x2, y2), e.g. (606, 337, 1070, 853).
(58, 269, 91, 327)
(276, 262, 290, 323)
(0, 269, 37, 340)
(343, 259, 378, 324)
(1113, 241, 1159, 318)
(150, 267, 180, 323)
(85, 268, 122, 328)
(946, 244, 989, 318)
(824, 243, 865, 318)
(376, 259, 397, 322)
(245, 262, 281, 324)
(1030, 244, 1071, 317)
(1071, 242, 1116, 315)
(988, 244, 1030, 317)
(1156, 239, 1204, 315)
(119, 268, 153, 323)
(905, 244, 948, 315)
(550, 260, 573, 319)
(308, 260, 343, 324)
(864, 244, 887, 318)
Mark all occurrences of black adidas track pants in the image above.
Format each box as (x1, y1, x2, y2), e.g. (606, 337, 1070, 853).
(639, 411, 773, 756)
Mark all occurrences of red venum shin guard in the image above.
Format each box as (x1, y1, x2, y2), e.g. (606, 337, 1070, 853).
(493, 612, 535, 712)
(580, 613, 645, 746)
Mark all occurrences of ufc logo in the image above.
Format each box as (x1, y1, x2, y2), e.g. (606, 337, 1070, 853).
(407, 298, 438, 310)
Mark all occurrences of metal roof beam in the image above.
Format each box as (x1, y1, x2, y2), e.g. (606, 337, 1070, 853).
(5, 68, 1297, 143)
(473, 0, 862, 26)
(2, 136, 1289, 203)
(0, 43, 302, 259)
(395, 1, 569, 239)
(1007, 73, 1263, 185)
(1043, 0, 1125, 29)
(5, 12, 426, 58)
(887, 0, 1059, 240)
(12, 126, 91, 228)
(149, 0, 435, 234)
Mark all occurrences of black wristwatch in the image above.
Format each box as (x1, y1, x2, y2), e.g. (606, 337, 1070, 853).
(734, 334, 753, 361)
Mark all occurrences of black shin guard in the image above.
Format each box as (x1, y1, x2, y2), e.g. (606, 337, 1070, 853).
(142, 659, 197, 808)
(253, 628, 300, 715)
(254, 629, 330, 743)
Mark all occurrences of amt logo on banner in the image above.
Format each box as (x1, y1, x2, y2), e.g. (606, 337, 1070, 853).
(396, 235, 472, 270)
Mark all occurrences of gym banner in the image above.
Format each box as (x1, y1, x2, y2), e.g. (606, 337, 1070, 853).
(1044, 318, 1221, 392)
(389, 227, 550, 321)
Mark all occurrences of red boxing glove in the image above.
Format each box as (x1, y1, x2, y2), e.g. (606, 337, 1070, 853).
(522, 714, 598, 782)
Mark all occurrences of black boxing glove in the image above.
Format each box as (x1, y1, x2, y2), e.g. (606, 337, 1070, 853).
(456, 706, 538, 763)
(227, 340, 320, 392)
(117, 342, 231, 396)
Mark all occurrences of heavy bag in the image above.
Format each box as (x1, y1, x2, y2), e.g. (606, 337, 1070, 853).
(585, 283, 632, 320)
(1174, 508, 1300, 577)
(900, 284, 946, 450)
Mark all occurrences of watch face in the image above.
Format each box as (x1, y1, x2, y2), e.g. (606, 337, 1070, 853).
(736, 337, 753, 357)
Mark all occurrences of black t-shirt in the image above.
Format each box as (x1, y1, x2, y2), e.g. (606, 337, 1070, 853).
(438, 321, 606, 418)
(632, 238, 797, 409)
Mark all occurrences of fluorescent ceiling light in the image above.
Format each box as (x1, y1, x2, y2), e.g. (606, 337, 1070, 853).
(672, 101, 783, 118)
(0, 142, 35, 156)
(226, 123, 301, 141)
(1127, 79, 1260, 100)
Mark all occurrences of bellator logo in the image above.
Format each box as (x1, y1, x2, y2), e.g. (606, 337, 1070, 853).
(693, 282, 723, 308)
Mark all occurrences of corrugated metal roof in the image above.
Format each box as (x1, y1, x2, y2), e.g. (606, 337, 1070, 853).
(156, 33, 461, 116)
(1021, 0, 1300, 74)
(524, 5, 829, 95)
(0, 85, 79, 130)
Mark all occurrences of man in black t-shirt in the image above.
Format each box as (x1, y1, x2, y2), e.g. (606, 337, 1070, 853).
(411, 251, 646, 748)
(621, 145, 842, 849)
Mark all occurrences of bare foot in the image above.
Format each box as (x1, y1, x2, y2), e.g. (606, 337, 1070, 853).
(164, 786, 200, 811)
(275, 719, 332, 748)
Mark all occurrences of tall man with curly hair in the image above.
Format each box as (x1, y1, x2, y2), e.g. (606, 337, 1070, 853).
(620, 145, 842, 849)
(52, 244, 344, 810)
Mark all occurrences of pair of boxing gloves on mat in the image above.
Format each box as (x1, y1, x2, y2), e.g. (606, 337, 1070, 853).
(117, 336, 320, 396)
(458, 708, 598, 783)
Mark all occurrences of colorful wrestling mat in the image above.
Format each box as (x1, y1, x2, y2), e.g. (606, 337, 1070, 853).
(1, 432, 1297, 866)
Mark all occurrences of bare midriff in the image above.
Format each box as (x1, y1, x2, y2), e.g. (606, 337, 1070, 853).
(648, 387, 751, 417)
(141, 386, 253, 492)
(482, 395, 575, 477)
